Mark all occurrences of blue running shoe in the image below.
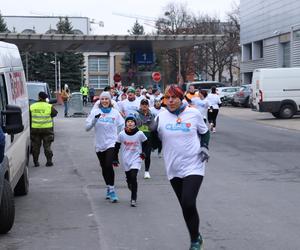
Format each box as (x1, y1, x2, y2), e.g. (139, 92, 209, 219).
(109, 191, 118, 203)
(189, 235, 203, 250)
(105, 188, 110, 200)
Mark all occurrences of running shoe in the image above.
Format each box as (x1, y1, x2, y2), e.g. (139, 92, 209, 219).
(212, 127, 216, 133)
(189, 235, 203, 250)
(105, 188, 110, 200)
(144, 171, 151, 179)
(109, 191, 119, 203)
(130, 200, 137, 207)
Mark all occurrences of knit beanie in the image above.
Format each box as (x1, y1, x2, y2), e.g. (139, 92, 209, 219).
(125, 115, 137, 126)
(99, 91, 111, 100)
(39, 91, 48, 100)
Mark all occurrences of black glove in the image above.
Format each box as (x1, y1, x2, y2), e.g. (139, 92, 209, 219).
(95, 113, 101, 119)
(199, 147, 209, 162)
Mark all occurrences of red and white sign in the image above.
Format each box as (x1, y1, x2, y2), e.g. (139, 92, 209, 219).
(113, 73, 121, 83)
(152, 72, 161, 82)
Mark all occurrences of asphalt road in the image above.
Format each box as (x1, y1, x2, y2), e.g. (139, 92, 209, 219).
(1, 105, 299, 250)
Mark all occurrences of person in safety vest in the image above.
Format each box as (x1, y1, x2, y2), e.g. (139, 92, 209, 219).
(80, 84, 89, 106)
(30, 91, 58, 167)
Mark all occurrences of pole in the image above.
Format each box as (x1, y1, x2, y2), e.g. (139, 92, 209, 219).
(25, 52, 29, 80)
(291, 26, 294, 67)
(54, 53, 58, 94)
(58, 60, 61, 93)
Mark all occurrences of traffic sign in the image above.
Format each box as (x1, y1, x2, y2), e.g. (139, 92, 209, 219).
(113, 73, 121, 82)
(152, 72, 161, 82)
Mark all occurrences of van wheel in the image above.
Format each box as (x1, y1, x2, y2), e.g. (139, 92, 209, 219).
(14, 165, 29, 196)
(0, 179, 15, 234)
(279, 104, 295, 119)
(272, 112, 280, 118)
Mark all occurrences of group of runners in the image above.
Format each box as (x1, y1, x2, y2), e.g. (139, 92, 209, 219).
(85, 83, 220, 250)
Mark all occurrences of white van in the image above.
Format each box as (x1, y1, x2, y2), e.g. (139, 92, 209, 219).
(251, 68, 300, 118)
(0, 41, 30, 234)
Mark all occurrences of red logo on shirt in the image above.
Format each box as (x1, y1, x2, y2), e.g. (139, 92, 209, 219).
(186, 123, 191, 128)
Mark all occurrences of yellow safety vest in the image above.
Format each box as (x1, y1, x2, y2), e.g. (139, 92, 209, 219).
(30, 102, 53, 129)
(80, 86, 89, 96)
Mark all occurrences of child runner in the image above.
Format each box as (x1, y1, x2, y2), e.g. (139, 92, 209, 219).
(114, 115, 147, 207)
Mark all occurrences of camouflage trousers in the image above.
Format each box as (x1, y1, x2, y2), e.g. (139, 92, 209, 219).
(30, 128, 54, 163)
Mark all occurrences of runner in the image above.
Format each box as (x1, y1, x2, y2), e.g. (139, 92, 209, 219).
(151, 84, 210, 250)
(149, 98, 166, 157)
(206, 86, 222, 133)
(136, 99, 155, 179)
(85, 91, 124, 203)
(190, 90, 210, 123)
(114, 115, 147, 207)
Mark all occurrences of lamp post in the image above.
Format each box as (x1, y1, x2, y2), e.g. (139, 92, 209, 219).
(50, 56, 61, 93)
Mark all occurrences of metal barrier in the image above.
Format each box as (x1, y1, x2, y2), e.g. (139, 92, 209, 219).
(69, 92, 87, 117)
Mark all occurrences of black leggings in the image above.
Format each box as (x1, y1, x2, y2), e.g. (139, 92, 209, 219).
(208, 109, 219, 127)
(144, 141, 152, 171)
(170, 175, 203, 242)
(125, 169, 139, 200)
(96, 147, 115, 186)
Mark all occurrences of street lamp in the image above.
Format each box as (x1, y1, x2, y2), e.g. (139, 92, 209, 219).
(50, 56, 61, 93)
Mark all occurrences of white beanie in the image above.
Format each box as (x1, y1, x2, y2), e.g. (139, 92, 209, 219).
(99, 91, 111, 100)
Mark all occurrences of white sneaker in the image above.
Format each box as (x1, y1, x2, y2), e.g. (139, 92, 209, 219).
(144, 171, 151, 179)
(212, 127, 216, 133)
(210, 123, 214, 131)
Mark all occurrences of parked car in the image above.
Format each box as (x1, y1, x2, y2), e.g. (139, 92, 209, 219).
(216, 86, 241, 106)
(26, 81, 56, 105)
(232, 84, 252, 107)
(186, 81, 226, 92)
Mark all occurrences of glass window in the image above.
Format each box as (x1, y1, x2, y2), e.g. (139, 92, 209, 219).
(88, 56, 109, 72)
(0, 75, 8, 111)
(282, 42, 290, 68)
(89, 75, 109, 89)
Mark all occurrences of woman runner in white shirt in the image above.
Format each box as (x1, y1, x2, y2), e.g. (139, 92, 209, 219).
(206, 86, 222, 133)
(151, 84, 210, 250)
(86, 92, 124, 203)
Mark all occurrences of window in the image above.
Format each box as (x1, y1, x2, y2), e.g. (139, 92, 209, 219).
(253, 40, 263, 59)
(0, 75, 8, 111)
(281, 42, 290, 67)
(243, 43, 252, 61)
(89, 75, 109, 89)
(88, 56, 109, 72)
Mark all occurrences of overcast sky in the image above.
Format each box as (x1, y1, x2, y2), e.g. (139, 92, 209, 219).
(1, 0, 239, 35)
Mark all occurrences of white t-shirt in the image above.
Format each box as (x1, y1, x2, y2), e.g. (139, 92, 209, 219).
(150, 106, 166, 117)
(206, 93, 221, 109)
(117, 130, 147, 171)
(157, 107, 208, 180)
(191, 97, 209, 119)
(86, 108, 124, 152)
(120, 98, 140, 117)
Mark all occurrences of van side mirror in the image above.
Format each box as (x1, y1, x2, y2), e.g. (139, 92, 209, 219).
(1, 105, 24, 134)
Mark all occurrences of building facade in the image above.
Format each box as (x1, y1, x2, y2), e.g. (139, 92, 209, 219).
(3, 16, 124, 90)
(240, 0, 300, 83)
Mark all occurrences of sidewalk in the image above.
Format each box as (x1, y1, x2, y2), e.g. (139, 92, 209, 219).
(220, 107, 300, 131)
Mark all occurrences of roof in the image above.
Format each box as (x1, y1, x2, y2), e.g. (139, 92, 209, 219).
(0, 33, 223, 52)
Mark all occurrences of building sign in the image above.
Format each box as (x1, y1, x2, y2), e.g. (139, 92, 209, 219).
(135, 51, 153, 64)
